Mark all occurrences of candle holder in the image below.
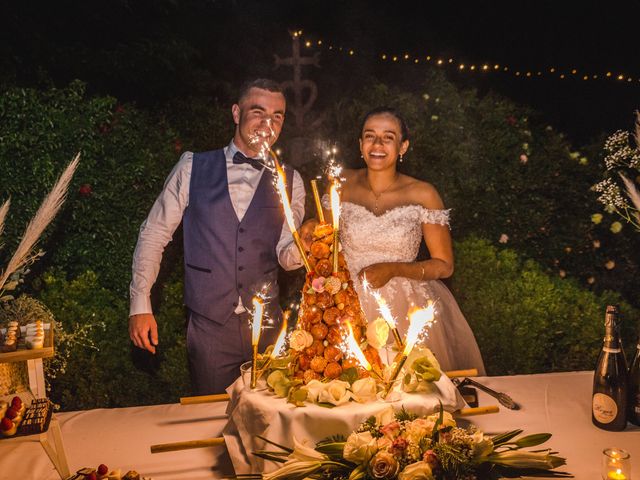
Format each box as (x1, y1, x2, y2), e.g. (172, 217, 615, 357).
(602, 448, 631, 480)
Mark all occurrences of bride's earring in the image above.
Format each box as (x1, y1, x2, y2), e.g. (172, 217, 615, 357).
(399, 154, 404, 163)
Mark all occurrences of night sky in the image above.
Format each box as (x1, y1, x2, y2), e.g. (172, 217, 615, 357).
(2, 0, 638, 144)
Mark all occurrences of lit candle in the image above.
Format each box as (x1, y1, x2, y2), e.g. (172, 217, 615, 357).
(344, 322, 383, 381)
(274, 163, 312, 272)
(383, 303, 435, 398)
(310, 179, 326, 224)
(250, 297, 264, 389)
(330, 183, 340, 274)
(607, 469, 627, 480)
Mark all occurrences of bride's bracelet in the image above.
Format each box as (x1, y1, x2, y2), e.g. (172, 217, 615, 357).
(420, 264, 425, 280)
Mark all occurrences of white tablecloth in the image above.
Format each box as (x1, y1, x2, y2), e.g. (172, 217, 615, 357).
(223, 373, 465, 474)
(0, 371, 638, 479)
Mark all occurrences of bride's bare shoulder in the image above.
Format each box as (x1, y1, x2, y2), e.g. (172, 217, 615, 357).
(342, 168, 364, 181)
(401, 175, 445, 209)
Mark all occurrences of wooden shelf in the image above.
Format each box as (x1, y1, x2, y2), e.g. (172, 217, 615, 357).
(0, 324, 54, 364)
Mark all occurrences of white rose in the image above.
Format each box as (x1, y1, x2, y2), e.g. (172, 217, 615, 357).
(318, 380, 351, 406)
(343, 431, 377, 463)
(374, 406, 396, 427)
(305, 379, 326, 403)
(366, 317, 390, 349)
(290, 329, 313, 352)
(425, 411, 456, 429)
(404, 418, 433, 445)
(470, 431, 494, 459)
(402, 372, 419, 393)
(398, 461, 434, 480)
(351, 377, 378, 403)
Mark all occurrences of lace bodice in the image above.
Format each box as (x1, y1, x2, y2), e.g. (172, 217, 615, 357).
(338, 201, 450, 275)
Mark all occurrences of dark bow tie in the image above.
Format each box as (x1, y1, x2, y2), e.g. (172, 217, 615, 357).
(232, 151, 263, 171)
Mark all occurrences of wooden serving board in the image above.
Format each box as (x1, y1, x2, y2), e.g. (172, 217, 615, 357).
(0, 399, 53, 440)
(0, 324, 54, 363)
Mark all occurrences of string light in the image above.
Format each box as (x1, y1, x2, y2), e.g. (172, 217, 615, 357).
(294, 31, 638, 85)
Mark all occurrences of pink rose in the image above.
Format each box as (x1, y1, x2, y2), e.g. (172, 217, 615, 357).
(380, 421, 401, 439)
(311, 276, 326, 293)
(423, 449, 439, 469)
(390, 437, 409, 455)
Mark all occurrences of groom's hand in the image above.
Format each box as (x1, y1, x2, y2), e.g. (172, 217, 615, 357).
(358, 263, 394, 289)
(299, 218, 318, 250)
(129, 313, 158, 354)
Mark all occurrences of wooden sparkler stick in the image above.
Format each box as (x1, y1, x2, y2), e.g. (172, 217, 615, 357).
(455, 405, 500, 416)
(150, 437, 225, 454)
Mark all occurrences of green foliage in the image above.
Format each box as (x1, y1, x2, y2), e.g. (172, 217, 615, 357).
(0, 81, 179, 296)
(451, 237, 638, 375)
(39, 270, 188, 410)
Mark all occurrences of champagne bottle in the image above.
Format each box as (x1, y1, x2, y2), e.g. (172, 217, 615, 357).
(592, 305, 628, 431)
(628, 341, 640, 426)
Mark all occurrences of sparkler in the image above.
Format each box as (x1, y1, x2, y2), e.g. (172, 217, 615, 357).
(250, 297, 265, 389)
(310, 179, 326, 224)
(256, 310, 289, 379)
(330, 183, 340, 274)
(362, 277, 404, 351)
(274, 162, 312, 272)
(344, 322, 383, 381)
(383, 303, 435, 398)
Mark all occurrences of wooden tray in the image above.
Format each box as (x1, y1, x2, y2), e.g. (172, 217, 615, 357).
(0, 393, 53, 440)
(0, 323, 54, 363)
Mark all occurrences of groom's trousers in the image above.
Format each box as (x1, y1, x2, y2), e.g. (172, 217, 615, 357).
(186, 309, 279, 395)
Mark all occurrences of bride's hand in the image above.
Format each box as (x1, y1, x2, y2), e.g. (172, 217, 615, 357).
(358, 263, 394, 289)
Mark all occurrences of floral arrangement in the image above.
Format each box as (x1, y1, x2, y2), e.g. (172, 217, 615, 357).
(262, 346, 442, 407)
(592, 112, 640, 233)
(243, 406, 569, 480)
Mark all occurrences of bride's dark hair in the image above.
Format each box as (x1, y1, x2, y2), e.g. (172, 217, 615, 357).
(360, 107, 410, 142)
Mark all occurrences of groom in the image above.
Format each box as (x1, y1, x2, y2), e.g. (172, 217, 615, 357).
(129, 79, 307, 394)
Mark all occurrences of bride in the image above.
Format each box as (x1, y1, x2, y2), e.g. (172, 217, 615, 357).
(329, 106, 485, 374)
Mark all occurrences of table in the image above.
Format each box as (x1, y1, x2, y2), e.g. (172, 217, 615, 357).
(0, 371, 638, 479)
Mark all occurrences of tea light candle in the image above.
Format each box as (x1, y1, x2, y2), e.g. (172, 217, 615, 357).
(602, 448, 631, 480)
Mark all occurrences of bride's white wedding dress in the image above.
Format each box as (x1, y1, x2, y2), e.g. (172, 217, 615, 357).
(340, 201, 486, 375)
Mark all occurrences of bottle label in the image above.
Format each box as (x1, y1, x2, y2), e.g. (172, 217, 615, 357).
(592, 393, 618, 423)
(602, 347, 621, 353)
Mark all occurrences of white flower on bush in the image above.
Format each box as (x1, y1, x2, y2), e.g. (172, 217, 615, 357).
(304, 379, 326, 403)
(318, 380, 351, 405)
(374, 406, 396, 427)
(351, 377, 378, 403)
(397, 460, 434, 480)
(343, 431, 377, 463)
(366, 317, 390, 349)
(289, 329, 313, 351)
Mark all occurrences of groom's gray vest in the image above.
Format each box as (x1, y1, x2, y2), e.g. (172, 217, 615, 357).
(183, 149, 292, 324)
